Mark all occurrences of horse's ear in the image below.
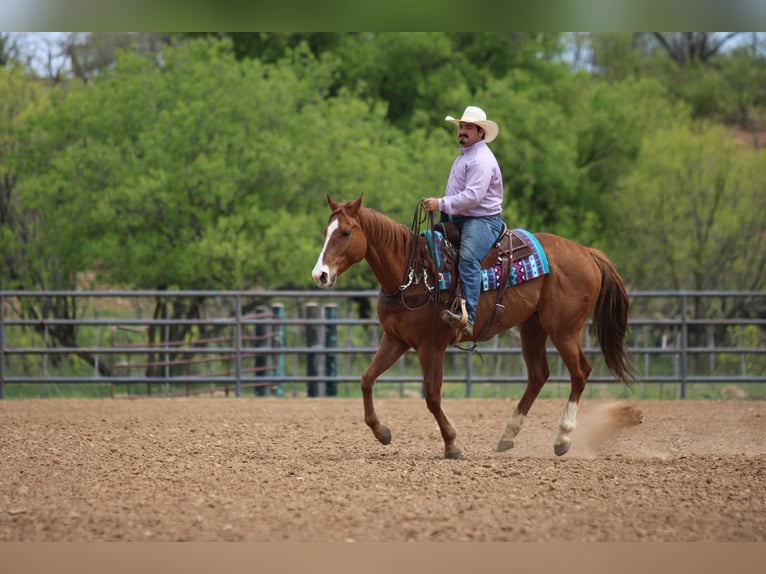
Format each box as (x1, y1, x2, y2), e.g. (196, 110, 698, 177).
(326, 194, 340, 211)
(348, 194, 364, 215)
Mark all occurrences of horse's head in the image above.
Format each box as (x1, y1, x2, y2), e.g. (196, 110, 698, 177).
(312, 194, 367, 288)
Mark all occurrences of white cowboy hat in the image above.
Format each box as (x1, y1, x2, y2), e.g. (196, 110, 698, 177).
(445, 106, 499, 143)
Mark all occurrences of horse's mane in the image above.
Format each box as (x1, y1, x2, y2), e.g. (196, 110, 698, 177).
(358, 206, 414, 255)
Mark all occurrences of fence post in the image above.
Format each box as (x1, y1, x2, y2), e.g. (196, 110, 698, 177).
(235, 294, 243, 398)
(680, 293, 688, 399)
(0, 294, 5, 399)
(324, 304, 337, 397)
(465, 350, 473, 397)
(255, 305, 269, 396)
(272, 303, 284, 397)
(306, 302, 322, 397)
(162, 321, 170, 396)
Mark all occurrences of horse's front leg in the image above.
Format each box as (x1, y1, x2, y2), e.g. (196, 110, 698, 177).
(418, 348, 460, 459)
(361, 332, 410, 446)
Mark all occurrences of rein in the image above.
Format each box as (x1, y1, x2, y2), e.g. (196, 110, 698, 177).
(380, 200, 483, 392)
(414, 203, 485, 373)
(402, 200, 437, 296)
(410, 200, 440, 395)
(379, 200, 437, 309)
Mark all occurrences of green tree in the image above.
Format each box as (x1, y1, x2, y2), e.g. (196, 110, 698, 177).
(331, 33, 567, 130)
(0, 64, 105, 373)
(475, 70, 671, 246)
(450, 32, 564, 74)
(333, 32, 469, 129)
(616, 122, 765, 295)
(1, 33, 14, 67)
(586, 32, 759, 123)
(14, 38, 447, 294)
(719, 43, 766, 138)
(616, 116, 765, 355)
(571, 77, 679, 246)
(478, 69, 580, 236)
(652, 33, 741, 66)
(587, 33, 652, 81)
(189, 32, 346, 64)
(0, 64, 46, 289)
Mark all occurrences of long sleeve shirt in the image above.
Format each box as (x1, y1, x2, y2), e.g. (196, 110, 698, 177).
(437, 140, 503, 217)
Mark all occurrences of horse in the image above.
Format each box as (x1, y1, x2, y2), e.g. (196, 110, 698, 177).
(312, 194, 635, 459)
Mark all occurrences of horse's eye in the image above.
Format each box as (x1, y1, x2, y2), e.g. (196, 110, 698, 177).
(341, 230, 351, 238)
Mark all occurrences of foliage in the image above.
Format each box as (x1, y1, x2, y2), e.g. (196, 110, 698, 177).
(331, 32, 469, 130)
(719, 325, 766, 377)
(719, 45, 766, 128)
(664, 62, 731, 119)
(615, 122, 766, 293)
(0, 64, 47, 289)
(0, 33, 14, 67)
(185, 32, 346, 65)
(587, 33, 765, 123)
(478, 71, 671, 246)
(587, 33, 650, 81)
(3, 33, 765, 300)
(13, 39, 444, 292)
(480, 69, 580, 235)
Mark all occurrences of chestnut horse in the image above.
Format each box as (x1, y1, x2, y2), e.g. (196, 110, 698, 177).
(312, 194, 635, 459)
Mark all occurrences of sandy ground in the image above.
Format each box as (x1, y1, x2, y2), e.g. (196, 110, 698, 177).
(1, 398, 764, 542)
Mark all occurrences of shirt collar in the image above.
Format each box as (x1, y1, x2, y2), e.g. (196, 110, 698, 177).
(459, 140, 486, 155)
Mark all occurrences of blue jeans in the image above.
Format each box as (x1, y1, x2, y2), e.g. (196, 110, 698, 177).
(453, 215, 504, 325)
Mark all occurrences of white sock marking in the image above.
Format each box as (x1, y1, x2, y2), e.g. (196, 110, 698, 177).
(502, 409, 526, 440)
(555, 401, 578, 447)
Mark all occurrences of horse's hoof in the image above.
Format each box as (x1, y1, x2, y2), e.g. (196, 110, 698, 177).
(554, 441, 570, 456)
(496, 438, 514, 452)
(378, 426, 392, 445)
(444, 450, 462, 460)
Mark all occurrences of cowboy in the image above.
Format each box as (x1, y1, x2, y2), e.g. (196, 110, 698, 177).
(422, 106, 504, 338)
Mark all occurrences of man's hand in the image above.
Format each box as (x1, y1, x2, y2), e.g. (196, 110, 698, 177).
(422, 197, 439, 212)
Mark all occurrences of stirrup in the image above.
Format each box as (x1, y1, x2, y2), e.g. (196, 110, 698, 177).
(451, 321, 474, 344)
(440, 297, 467, 328)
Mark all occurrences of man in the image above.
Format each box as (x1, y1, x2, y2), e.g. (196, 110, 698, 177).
(422, 105, 504, 338)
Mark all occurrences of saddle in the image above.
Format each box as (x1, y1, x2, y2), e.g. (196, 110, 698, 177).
(432, 220, 534, 338)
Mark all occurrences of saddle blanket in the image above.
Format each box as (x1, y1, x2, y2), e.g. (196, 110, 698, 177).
(421, 228, 550, 292)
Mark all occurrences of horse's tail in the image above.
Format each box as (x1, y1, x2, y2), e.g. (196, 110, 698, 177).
(589, 249, 637, 387)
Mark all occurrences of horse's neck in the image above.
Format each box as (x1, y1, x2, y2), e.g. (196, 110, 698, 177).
(360, 208, 415, 293)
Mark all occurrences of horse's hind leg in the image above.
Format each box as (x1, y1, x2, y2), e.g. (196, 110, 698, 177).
(361, 332, 409, 446)
(549, 333, 592, 456)
(497, 316, 550, 452)
(417, 348, 460, 459)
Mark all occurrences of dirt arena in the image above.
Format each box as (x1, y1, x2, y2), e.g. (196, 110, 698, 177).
(1, 397, 764, 542)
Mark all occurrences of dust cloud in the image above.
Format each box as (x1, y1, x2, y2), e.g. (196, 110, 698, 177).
(575, 401, 643, 456)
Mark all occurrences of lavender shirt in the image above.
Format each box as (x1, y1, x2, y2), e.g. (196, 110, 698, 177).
(437, 140, 504, 217)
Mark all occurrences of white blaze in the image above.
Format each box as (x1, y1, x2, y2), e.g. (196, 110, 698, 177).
(312, 218, 339, 285)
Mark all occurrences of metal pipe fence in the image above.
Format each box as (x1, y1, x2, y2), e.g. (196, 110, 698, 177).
(1, 290, 764, 399)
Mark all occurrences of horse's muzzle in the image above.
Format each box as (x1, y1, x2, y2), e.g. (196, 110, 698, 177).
(313, 270, 336, 288)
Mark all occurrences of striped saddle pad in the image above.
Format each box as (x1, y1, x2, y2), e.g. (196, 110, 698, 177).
(421, 228, 550, 292)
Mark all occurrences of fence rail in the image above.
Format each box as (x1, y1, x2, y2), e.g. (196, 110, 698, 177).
(1, 290, 764, 399)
